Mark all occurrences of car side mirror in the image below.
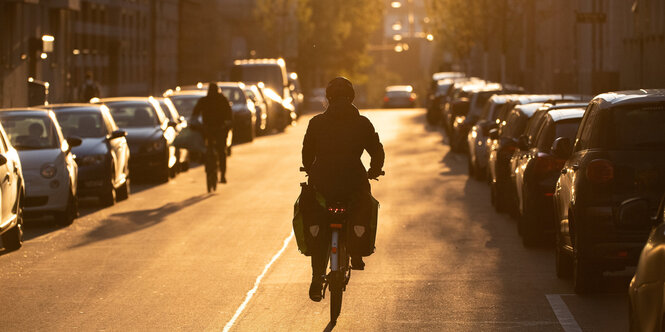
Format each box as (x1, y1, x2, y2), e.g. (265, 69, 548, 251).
(0, 154, 7, 166)
(551, 137, 572, 159)
(617, 197, 652, 228)
(517, 135, 530, 151)
(109, 130, 127, 140)
(66, 137, 82, 148)
(488, 128, 499, 140)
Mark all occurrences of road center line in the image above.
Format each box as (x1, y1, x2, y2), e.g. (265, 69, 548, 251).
(546, 294, 582, 332)
(222, 231, 294, 332)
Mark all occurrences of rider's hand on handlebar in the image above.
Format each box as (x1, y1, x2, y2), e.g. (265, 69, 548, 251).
(367, 168, 384, 180)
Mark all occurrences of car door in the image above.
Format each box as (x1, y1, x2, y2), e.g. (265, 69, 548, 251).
(51, 113, 77, 195)
(101, 108, 126, 186)
(0, 127, 16, 225)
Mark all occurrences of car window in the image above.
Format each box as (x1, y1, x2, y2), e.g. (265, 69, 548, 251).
(230, 65, 285, 97)
(575, 103, 600, 151)
(168, 96, 202, 118)
(55, 111, 108, 138)
(500, 111, 526, 138)
(0, 114, 59, 150)
(603, 104, 665, 149)
(524, 110, 547, 141)
(0, 126, 8, 153)
(107, 103, 161, 128)
(221, 87, 245, 105)
(537, 118, 581, 152)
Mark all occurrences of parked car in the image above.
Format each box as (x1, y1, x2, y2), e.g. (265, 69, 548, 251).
(628, 193, 665, 332)
(288, 72, 304, 117)
(553, 89, 665, 293)
(510, 105, 586, 245)
(0, 108, 78, 225)
(426, 77, 469, 126)
(488, 102, 546, 214)
(441, 79, 486, 137)
(383, 85, 417, 108)
(217, 82, 257, 143)
(230, 58, 291, 109)
(164, 89, 233, 156)
(48, 104, 130, 206)
(243, 84, 269, 136)
(0, 119, 25, 250)
(157, 97, 190, 172)
(96, 97, 177, 183)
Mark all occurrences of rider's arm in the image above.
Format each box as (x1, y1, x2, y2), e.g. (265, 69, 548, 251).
(363, 118, 385, 174)
(302, 119, 316, 171)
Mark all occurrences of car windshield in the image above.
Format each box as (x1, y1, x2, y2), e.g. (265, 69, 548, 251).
(386, 90, 411, 97)
(107, 103, 160, 128)
(0, 114, 59, 150)
(601, 104, 665, 149)
(221, 87, 245, 104)
(230, 65, 284, 96)
(168, 95, 202, 118)
(55, 111, 106, 138)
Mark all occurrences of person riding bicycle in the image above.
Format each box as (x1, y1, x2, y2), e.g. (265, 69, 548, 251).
(302, 77, 385, 301)
(191, 82, 233, 183)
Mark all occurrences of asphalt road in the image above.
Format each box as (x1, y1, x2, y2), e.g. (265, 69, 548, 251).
(0, 109, 630, 331)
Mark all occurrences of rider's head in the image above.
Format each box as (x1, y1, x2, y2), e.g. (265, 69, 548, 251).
(326, 77, 354, 103)
(207, 82, 219, 96)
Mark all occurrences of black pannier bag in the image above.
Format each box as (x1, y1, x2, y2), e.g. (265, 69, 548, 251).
(293, 182, 379, 257)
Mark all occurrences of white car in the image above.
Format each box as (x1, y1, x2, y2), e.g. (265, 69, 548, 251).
(0, 109, 80, 226)
(0, 120, 25, 251)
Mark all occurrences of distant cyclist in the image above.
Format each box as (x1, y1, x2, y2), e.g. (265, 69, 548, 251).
(302, 77, 385, 301)
(191, 82, 233, 183)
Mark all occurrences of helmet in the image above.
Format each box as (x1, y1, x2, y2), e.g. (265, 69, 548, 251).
(326, 77, 355, 102)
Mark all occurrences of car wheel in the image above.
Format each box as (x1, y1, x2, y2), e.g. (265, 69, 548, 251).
(573, 233, 600, 294)
(54, 191, 77, 226)
(467, 158, 475, 177)
(99, 168, 116, 206)
(2, 197, 23, 251)
(157, 165, 170, 183)
(555, 226, 572, 278)
(116, 178, 130, 201)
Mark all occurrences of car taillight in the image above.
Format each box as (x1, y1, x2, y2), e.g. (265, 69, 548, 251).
(409, 93, 416, 101)
(534, 155, 566, 177)
(586, 159, 614, 183)
(383, 96, 389, 102)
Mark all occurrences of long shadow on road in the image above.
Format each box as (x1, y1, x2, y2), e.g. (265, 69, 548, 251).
(70, 193, 212, 248)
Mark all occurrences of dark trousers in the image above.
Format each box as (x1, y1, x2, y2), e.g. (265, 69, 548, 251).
(205, 130, 228, 178)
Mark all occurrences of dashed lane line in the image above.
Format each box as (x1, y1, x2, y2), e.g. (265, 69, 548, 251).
(546, 294, 583, 332)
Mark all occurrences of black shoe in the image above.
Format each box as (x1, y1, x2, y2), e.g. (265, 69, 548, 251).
(220, 176, 227, 184)
(351, 256, 365, 270)
(309, 275, 324, 302)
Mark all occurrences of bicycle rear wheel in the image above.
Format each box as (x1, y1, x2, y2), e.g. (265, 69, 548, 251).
(329, 271, 343, 322)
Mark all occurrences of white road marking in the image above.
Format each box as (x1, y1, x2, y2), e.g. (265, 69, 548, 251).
(222, 231, 294, 332)
(546, 294, 583, 332)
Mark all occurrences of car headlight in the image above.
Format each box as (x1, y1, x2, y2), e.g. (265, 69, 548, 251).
(144, 139, 165, 153)
(79, 154, 105, 166)
(40, 163, 57, 178)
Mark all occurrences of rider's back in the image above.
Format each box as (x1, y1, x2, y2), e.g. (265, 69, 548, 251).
(303, 101, 383, 200)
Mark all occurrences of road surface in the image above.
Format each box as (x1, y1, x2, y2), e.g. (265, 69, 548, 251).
(0, 109, 630, 331)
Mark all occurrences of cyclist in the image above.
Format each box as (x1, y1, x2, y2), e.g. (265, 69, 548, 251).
(302, 77, 385, 301)
(191, 82, 233, 183)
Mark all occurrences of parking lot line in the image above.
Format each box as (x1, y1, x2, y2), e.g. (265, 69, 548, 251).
(546, 294, 582, 332)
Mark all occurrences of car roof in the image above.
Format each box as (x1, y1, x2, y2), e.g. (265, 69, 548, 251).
(548, 107, 586, 122)
(164, 89, 207, 97)
(514, 102, 546, 117)
(386, 85, 413, 92)
(232, 58, 286, 67)
(593, 89, 665, 108)
(0, 108, 51, 117)
(96, 97, 154, 103)
(41, 103, 105, 112)
(432, 72, 465, 80)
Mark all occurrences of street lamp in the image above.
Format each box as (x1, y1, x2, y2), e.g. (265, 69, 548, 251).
(391, 1, 401, 8)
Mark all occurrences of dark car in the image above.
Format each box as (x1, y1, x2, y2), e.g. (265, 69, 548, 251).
(96, 97, 177, 183)
(426, 76, 468, 125)
(628, 192, 665, 331)
(243, 84, 269, 136)
(451, 83, 524, 152)
(510, 105, 585, 245)
(489, 102, 547, 214)
(441, 79, 486, 138)
(553, 90, 665, 293)
(383, 85, 417, 108)
(217, 82, 257, 143)
(46, 104, 130, 206)
(157, 97, 190, 172)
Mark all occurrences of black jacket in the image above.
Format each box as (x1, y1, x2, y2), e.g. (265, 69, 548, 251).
(302, 100, 384, 200)
(191, 92, 233, 136)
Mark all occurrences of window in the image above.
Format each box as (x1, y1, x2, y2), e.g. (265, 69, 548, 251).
(107, 103, 160, 128)
(575, 102, 599, 151)
(0, 115, 59, 150)
(55, 111, 108, 138)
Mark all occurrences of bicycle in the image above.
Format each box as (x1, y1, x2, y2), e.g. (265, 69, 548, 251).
(300, 167, 383, 323)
